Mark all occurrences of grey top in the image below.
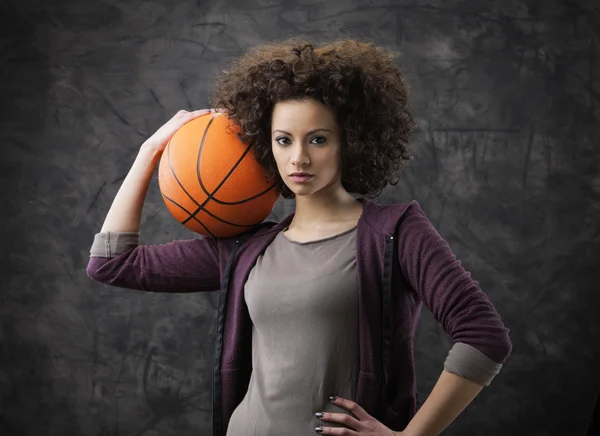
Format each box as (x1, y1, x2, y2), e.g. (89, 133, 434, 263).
(89, 230, 503, 424)
(226, 227, 360, 436)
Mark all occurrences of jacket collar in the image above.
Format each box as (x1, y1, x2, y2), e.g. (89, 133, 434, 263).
(241, 197, 417, 242)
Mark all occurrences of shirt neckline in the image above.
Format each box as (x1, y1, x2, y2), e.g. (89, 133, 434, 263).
(281, 225, 358, 246)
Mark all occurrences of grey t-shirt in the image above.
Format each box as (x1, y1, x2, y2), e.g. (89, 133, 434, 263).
(226, 227, 359, 436)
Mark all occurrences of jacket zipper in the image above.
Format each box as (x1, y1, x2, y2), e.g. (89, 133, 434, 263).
(212, 239, 242, 436)
(380, 234, 394, 417)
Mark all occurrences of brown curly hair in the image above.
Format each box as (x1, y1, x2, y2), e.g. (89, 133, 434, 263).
(209, 38, 417, 198)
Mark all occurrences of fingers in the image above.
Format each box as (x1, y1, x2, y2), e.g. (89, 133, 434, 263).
(316, 411, 360, 428)
(177, 109, 210, 118)
(174, 108, 228, 119)
(315, 425, 357, 435)
(314, 424, 358, 435)
(191, 109, 213, 116)
(182, 110, 208, 121)
(189, 108, 227, 114)
(328, 396, 369, 421)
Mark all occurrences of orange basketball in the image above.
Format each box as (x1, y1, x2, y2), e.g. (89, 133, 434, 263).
(158, 113, 279, 238)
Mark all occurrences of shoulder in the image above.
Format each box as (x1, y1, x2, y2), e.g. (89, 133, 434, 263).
(360, 198, 428, 235)
(214, 216, 289, 251)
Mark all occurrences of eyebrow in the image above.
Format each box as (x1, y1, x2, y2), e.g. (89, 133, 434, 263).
(272, 128, 333, 136)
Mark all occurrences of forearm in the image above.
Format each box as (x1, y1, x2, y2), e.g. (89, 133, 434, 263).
(401, 370, 484, 436)
(100, 145, 161, 233)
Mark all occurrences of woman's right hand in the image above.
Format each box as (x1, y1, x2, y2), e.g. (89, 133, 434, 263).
(141, 109, 215, 154)
(99, 108, 221, 234)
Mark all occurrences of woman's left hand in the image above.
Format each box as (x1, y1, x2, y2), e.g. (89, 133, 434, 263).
(315, 396, 401, 435)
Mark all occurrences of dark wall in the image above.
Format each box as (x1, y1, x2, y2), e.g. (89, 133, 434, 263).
(2, 0, 599, 435)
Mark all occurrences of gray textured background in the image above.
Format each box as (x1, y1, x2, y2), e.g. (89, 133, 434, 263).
(2, 0, 600, 435)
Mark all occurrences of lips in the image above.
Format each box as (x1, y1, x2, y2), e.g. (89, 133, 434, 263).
(289, 172, 313, 183)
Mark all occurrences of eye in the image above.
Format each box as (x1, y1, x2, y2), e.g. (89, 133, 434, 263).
(275, 136, 291, 146)
(310, 136, 327, 145)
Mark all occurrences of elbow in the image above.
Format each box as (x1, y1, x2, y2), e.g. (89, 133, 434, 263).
(86, 257, 110, 283)
(496, 330, 513, 364)
(481, 328, 512, 364)
(452, 325, 513, 365)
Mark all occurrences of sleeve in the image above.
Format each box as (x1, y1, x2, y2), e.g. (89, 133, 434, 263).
(86, 231, 221, 293)
(396, 203, 512, 386)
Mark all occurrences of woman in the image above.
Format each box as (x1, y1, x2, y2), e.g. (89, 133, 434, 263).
(87, 39, 512, 436)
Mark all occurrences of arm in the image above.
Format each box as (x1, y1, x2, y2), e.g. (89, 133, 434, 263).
(86, 109, 221, 293)
(396, 203, 512, 434)
(86, 232, 221, 293)
(99, 109, 211, 234)
(399, 370, 483, 436)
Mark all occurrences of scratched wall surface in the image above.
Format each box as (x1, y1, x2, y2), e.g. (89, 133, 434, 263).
(1, 0, 599, 435)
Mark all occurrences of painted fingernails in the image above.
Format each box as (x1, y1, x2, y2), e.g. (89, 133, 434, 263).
(328, 396, 337, 401)
(315, 412, 324, 418)
(315, 427, 324, 433)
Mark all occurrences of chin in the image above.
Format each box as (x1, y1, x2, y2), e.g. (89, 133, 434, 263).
(289, 187, 315, 197)
(285, 177, 339, 198)
(292, 185, 335, 199)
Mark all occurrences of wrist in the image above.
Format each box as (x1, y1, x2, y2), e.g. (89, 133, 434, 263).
(139, 142, 162, 158)
(137, 144, 163, 166)
(396, 429, 419, 436)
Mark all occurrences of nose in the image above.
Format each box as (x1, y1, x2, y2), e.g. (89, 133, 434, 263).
(290, 142, 310, 167)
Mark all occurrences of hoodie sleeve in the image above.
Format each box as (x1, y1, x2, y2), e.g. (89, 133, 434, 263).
(396, 202, 512, 386)
(86, 231, 221, 293)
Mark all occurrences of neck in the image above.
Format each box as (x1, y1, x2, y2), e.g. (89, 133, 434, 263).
(291, 186, 361, 228)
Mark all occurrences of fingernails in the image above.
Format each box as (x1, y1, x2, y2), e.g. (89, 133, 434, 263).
(315, 412, 323, 418)
(328, 396, 337, 402)
(315, 427, 324, 433)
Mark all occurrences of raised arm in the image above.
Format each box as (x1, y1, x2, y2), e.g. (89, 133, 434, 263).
(86, 109, 222, 293)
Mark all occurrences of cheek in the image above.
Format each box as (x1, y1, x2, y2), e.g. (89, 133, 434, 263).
(323, 147, 342, 172)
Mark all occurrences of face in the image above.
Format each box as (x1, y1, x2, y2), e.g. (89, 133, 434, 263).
(271, 98, 343, 198)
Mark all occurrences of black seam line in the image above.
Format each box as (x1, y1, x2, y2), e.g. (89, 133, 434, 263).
(197, 144, 277, 205)
(190, 203, 257, 228)
(195, 116, 250, 207)
(212, 241, 241, 436)
(167, 134, 201, 209)
(166, 114, 274, 231)
(196, 114, 220, 201)
(380, 234, 393, 416)
(197, 119, 277, 204)
(184, 117, 255, 226)
(185, 117, 276, 224)
(166, 114, 242, 233)
(182, 178, 278, 227)
(212, 179, 278, 206)
(161, 193, 216, 238)
(165, 115, 220, 232)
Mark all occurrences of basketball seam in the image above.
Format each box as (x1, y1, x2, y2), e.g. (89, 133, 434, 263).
(161, 193, 217, 238)
(165, 114, 277, 233)
(183, 115, 274, 226)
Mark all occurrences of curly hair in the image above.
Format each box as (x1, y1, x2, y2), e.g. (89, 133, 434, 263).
(209, 38, 417, 198)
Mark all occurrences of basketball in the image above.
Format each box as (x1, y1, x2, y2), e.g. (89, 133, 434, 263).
(157, 113, 279, 238)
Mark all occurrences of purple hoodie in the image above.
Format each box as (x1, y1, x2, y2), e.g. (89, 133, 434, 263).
(87, 199, 512, 434)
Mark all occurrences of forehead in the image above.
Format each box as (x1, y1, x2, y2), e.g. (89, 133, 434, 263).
(271, 99, 337, 130)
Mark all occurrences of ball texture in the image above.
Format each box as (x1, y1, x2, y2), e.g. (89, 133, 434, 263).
(158, 113, 278, 238)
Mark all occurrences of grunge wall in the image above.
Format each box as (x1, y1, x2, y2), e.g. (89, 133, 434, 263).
(1, 1, 599, 435)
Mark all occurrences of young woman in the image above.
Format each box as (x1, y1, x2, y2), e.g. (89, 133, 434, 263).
(87, 39, 512, 436)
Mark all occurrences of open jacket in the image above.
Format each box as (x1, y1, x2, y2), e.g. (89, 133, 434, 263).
(87, 199, 512, 434)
